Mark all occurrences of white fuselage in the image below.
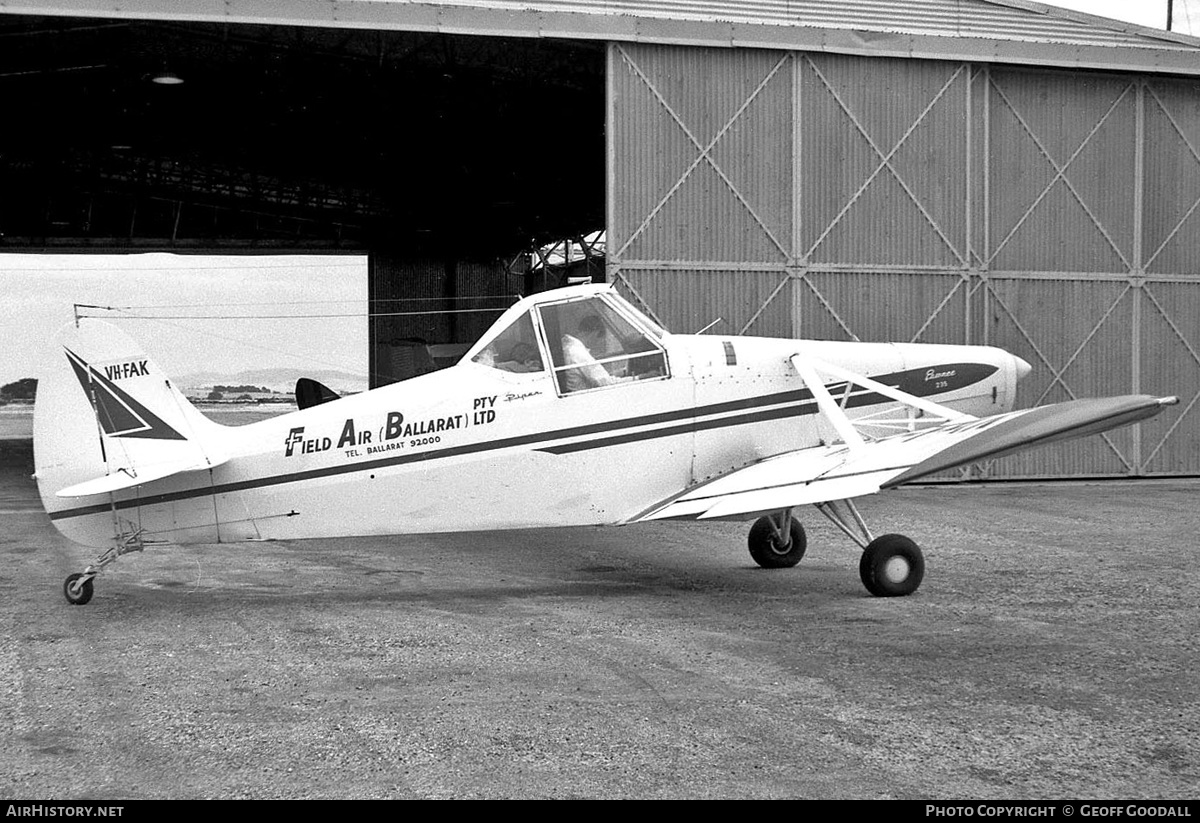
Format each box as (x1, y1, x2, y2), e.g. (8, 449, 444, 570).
(44, 333, 1024, 548)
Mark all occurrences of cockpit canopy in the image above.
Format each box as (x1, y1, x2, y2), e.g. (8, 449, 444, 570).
(470, 288, 669, 395)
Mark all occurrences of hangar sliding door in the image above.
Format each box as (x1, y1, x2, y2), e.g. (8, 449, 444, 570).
(607, 43, 1200, 478)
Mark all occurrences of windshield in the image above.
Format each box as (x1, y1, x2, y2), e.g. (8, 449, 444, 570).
(538, 296, 668, 394)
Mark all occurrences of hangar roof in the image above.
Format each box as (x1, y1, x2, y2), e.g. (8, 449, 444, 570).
(5, 0, 1200, 77)
(2, 1, 1198, 259)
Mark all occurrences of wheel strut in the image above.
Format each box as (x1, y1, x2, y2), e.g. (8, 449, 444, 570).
(813, 498, 875, 549)
(765, 508, 795, 549)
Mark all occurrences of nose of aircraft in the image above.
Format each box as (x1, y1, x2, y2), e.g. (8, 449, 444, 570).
(1013, 354, 1033, 381)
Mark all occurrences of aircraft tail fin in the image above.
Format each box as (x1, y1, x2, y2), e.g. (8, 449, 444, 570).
(34, 319, 229, 515)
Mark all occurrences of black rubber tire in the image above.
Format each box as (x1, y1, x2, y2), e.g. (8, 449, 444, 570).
(859, 534, 924, 597)
(748, 516, 807, 568)
(63, 573, 94, 606)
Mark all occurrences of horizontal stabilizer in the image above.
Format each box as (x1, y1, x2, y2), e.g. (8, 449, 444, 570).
(637, 394, 1177, 522)
(57, 454, 229, 498)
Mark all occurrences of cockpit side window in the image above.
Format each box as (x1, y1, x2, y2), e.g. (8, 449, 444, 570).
(471, 310, 545, 374)
(538, 296, 668, 394)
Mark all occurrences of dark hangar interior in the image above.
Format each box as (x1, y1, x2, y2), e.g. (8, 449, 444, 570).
(0, 14, 607, 260)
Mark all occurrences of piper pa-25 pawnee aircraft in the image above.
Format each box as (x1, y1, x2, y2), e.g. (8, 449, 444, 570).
(35, 283, 1176, 605)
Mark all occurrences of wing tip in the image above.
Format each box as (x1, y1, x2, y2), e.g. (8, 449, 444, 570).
(882, 394, 1177, 488)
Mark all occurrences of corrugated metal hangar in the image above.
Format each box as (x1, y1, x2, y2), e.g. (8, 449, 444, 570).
(3, 0, 1200, 478)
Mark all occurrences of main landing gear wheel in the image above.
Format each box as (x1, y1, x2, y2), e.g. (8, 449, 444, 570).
(859, 534, 924, 597)
(748, 515, 807, 568)
(63, 573, 94, 606)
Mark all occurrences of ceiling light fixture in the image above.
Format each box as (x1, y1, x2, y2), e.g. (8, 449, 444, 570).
(151, 70, 184, 85)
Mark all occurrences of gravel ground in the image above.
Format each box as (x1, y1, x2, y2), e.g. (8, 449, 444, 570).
(0, 440, 1196, 799)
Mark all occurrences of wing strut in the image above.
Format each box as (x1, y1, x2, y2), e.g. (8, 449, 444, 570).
(787, 353, 864, 449)
(788, 351, 975, 449)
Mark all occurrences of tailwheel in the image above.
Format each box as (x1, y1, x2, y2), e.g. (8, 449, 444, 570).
(748, 512, 807, 568)
(61, 525, 146, 606)
(859, 534, 925, 597)
(63, 573, 94, 606)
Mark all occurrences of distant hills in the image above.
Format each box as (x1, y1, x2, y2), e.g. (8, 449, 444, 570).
(177, 367, 367, 395)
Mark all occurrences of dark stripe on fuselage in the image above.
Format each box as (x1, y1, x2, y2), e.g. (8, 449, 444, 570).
(49, 362, 997, 522)
(539, 362, 998, 455)
(539, 400, 812, 455)
(49, 390, 812, 521)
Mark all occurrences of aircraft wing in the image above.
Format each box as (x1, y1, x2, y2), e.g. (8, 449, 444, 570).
(636, 394, 1176, 522)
